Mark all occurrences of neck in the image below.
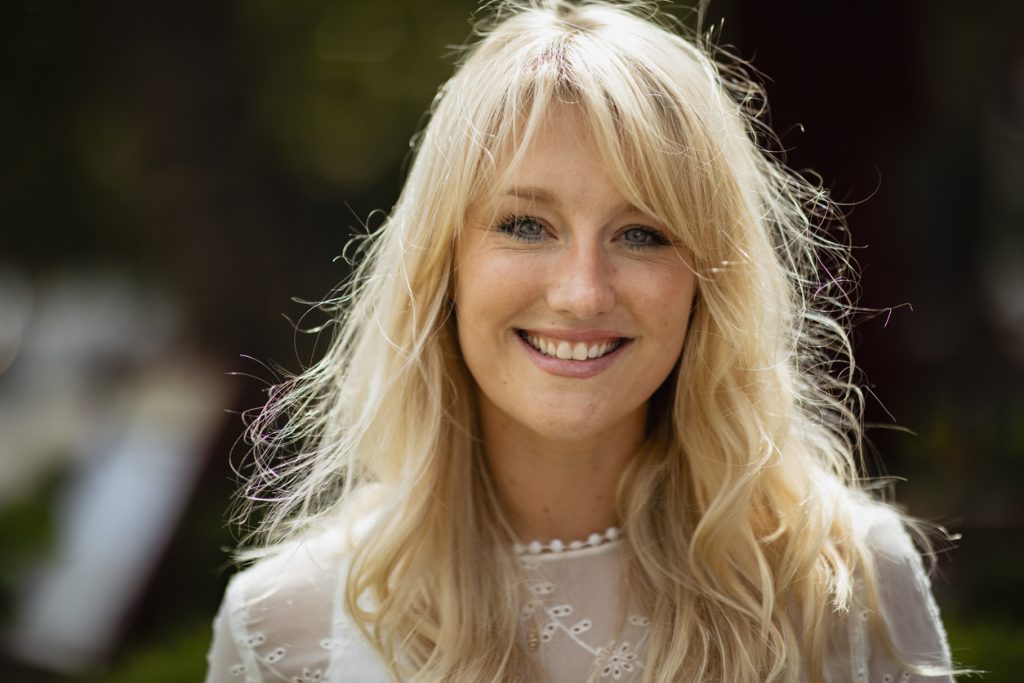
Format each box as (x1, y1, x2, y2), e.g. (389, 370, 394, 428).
(479, 396, 645, 543)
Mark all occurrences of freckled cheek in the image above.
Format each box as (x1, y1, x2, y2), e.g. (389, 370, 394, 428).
(457, 255, 541, 347)
(481, 257, 546, 311)
(626, 275, 694, 343)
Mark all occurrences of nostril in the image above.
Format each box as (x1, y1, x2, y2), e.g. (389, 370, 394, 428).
(548, 273, 616, 319)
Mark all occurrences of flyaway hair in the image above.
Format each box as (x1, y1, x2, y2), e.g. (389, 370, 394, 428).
(236, 2, 954, 681)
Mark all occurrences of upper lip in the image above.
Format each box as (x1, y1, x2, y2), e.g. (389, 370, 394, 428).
(517, 327, 631, 342)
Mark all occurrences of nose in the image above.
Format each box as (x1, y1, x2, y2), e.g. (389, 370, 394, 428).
(546, 240, 616, 319)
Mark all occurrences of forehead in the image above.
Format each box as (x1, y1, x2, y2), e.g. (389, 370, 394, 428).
(474, 104, 639, 214)
(505, 107, 599, 179)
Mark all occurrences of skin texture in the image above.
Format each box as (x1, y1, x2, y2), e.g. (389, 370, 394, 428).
(454, 104, 697, 543)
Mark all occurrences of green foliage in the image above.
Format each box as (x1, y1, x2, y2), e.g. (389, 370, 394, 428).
(3, 621, 213, 683)
(86, 621, 211, 683)
(233, 0, 477, 191)
(0, 471, 62, 625)
(944, 612, 1024, 683)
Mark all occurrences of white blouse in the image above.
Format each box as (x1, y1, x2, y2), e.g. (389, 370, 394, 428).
(205, 507, 954, 682)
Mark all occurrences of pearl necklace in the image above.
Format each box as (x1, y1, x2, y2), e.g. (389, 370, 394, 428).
(513, 526, 621, 557)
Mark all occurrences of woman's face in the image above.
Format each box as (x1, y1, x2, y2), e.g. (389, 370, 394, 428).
(454, 104, 697, 444)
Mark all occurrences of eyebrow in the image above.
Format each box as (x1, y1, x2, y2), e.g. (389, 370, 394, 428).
(503, 186, 559, 205)
(502, 186, 645, 216)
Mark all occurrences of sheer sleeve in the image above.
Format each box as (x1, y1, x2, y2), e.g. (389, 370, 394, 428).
(205, 574, 264, 683)
(860, 510, 955, 682)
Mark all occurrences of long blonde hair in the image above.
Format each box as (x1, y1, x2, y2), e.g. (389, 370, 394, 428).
(239, 2, 928, 680)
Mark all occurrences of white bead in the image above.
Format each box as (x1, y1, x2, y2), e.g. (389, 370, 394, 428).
(587, 532, 602, 546)
(549, 539, 564, 552)
(606, 526, 620, 540)
(528, 540, 543, 554)
(569, 540, 585, 550)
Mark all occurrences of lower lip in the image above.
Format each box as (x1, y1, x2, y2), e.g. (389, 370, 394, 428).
(515, 333, 630, 378)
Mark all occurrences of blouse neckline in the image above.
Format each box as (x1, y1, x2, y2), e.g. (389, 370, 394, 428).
(513, 526, 621, 557)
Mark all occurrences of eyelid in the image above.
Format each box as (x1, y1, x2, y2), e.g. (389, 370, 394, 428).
(494, 213, 549, 242)
(618, 224, 672, 249)
(493, 213, 672, 249)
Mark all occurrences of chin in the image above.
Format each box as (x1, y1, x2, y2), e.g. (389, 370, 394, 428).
(527, 411, 626, 443)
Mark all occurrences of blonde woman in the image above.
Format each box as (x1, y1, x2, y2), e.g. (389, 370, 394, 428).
(205, 2, 956, 681)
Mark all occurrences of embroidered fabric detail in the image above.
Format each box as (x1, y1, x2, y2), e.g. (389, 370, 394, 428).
(597, 641, 639, 679)
(514, 539, 650, 681)
(290, 667, 323, 683)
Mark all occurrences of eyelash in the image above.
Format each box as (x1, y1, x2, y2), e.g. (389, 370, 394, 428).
(493, 214, 671, 251)
(620, 226, 671, 250)
(495, 214, 546, 243)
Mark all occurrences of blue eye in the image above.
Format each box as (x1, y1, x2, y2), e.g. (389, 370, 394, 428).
(496, 215, 546, 242)
(621, 226, 670, 250)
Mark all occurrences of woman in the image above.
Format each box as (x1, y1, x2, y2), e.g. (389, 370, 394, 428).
(206, 1, 955, 681)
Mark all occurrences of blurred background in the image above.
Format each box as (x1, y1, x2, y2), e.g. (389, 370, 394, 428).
(0, 0, 1021, 680)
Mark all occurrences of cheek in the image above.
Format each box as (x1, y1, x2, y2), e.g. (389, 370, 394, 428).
(453, 253, 534, 392)
(633, 272, 696, 361)
(456, 253, 542, 330)
(633, 265, 696, 320)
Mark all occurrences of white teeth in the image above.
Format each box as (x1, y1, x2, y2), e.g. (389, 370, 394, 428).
(524, 333, 621, 361)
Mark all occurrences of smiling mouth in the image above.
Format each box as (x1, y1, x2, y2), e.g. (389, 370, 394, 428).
(516, 330, 627, 360)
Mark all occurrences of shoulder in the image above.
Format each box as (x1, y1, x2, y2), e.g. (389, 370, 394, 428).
(225, 497, 387, 631)
(854, 501, 920, 562)
(229, 522, 351, 609)
(852, 501, 940, 613)
(851, 499, 928, 591)
(209, 522, 389, 683)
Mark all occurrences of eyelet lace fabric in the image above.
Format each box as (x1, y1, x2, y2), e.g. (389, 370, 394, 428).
(205, 507, 954, 682)
(515, 532, 651, 680)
